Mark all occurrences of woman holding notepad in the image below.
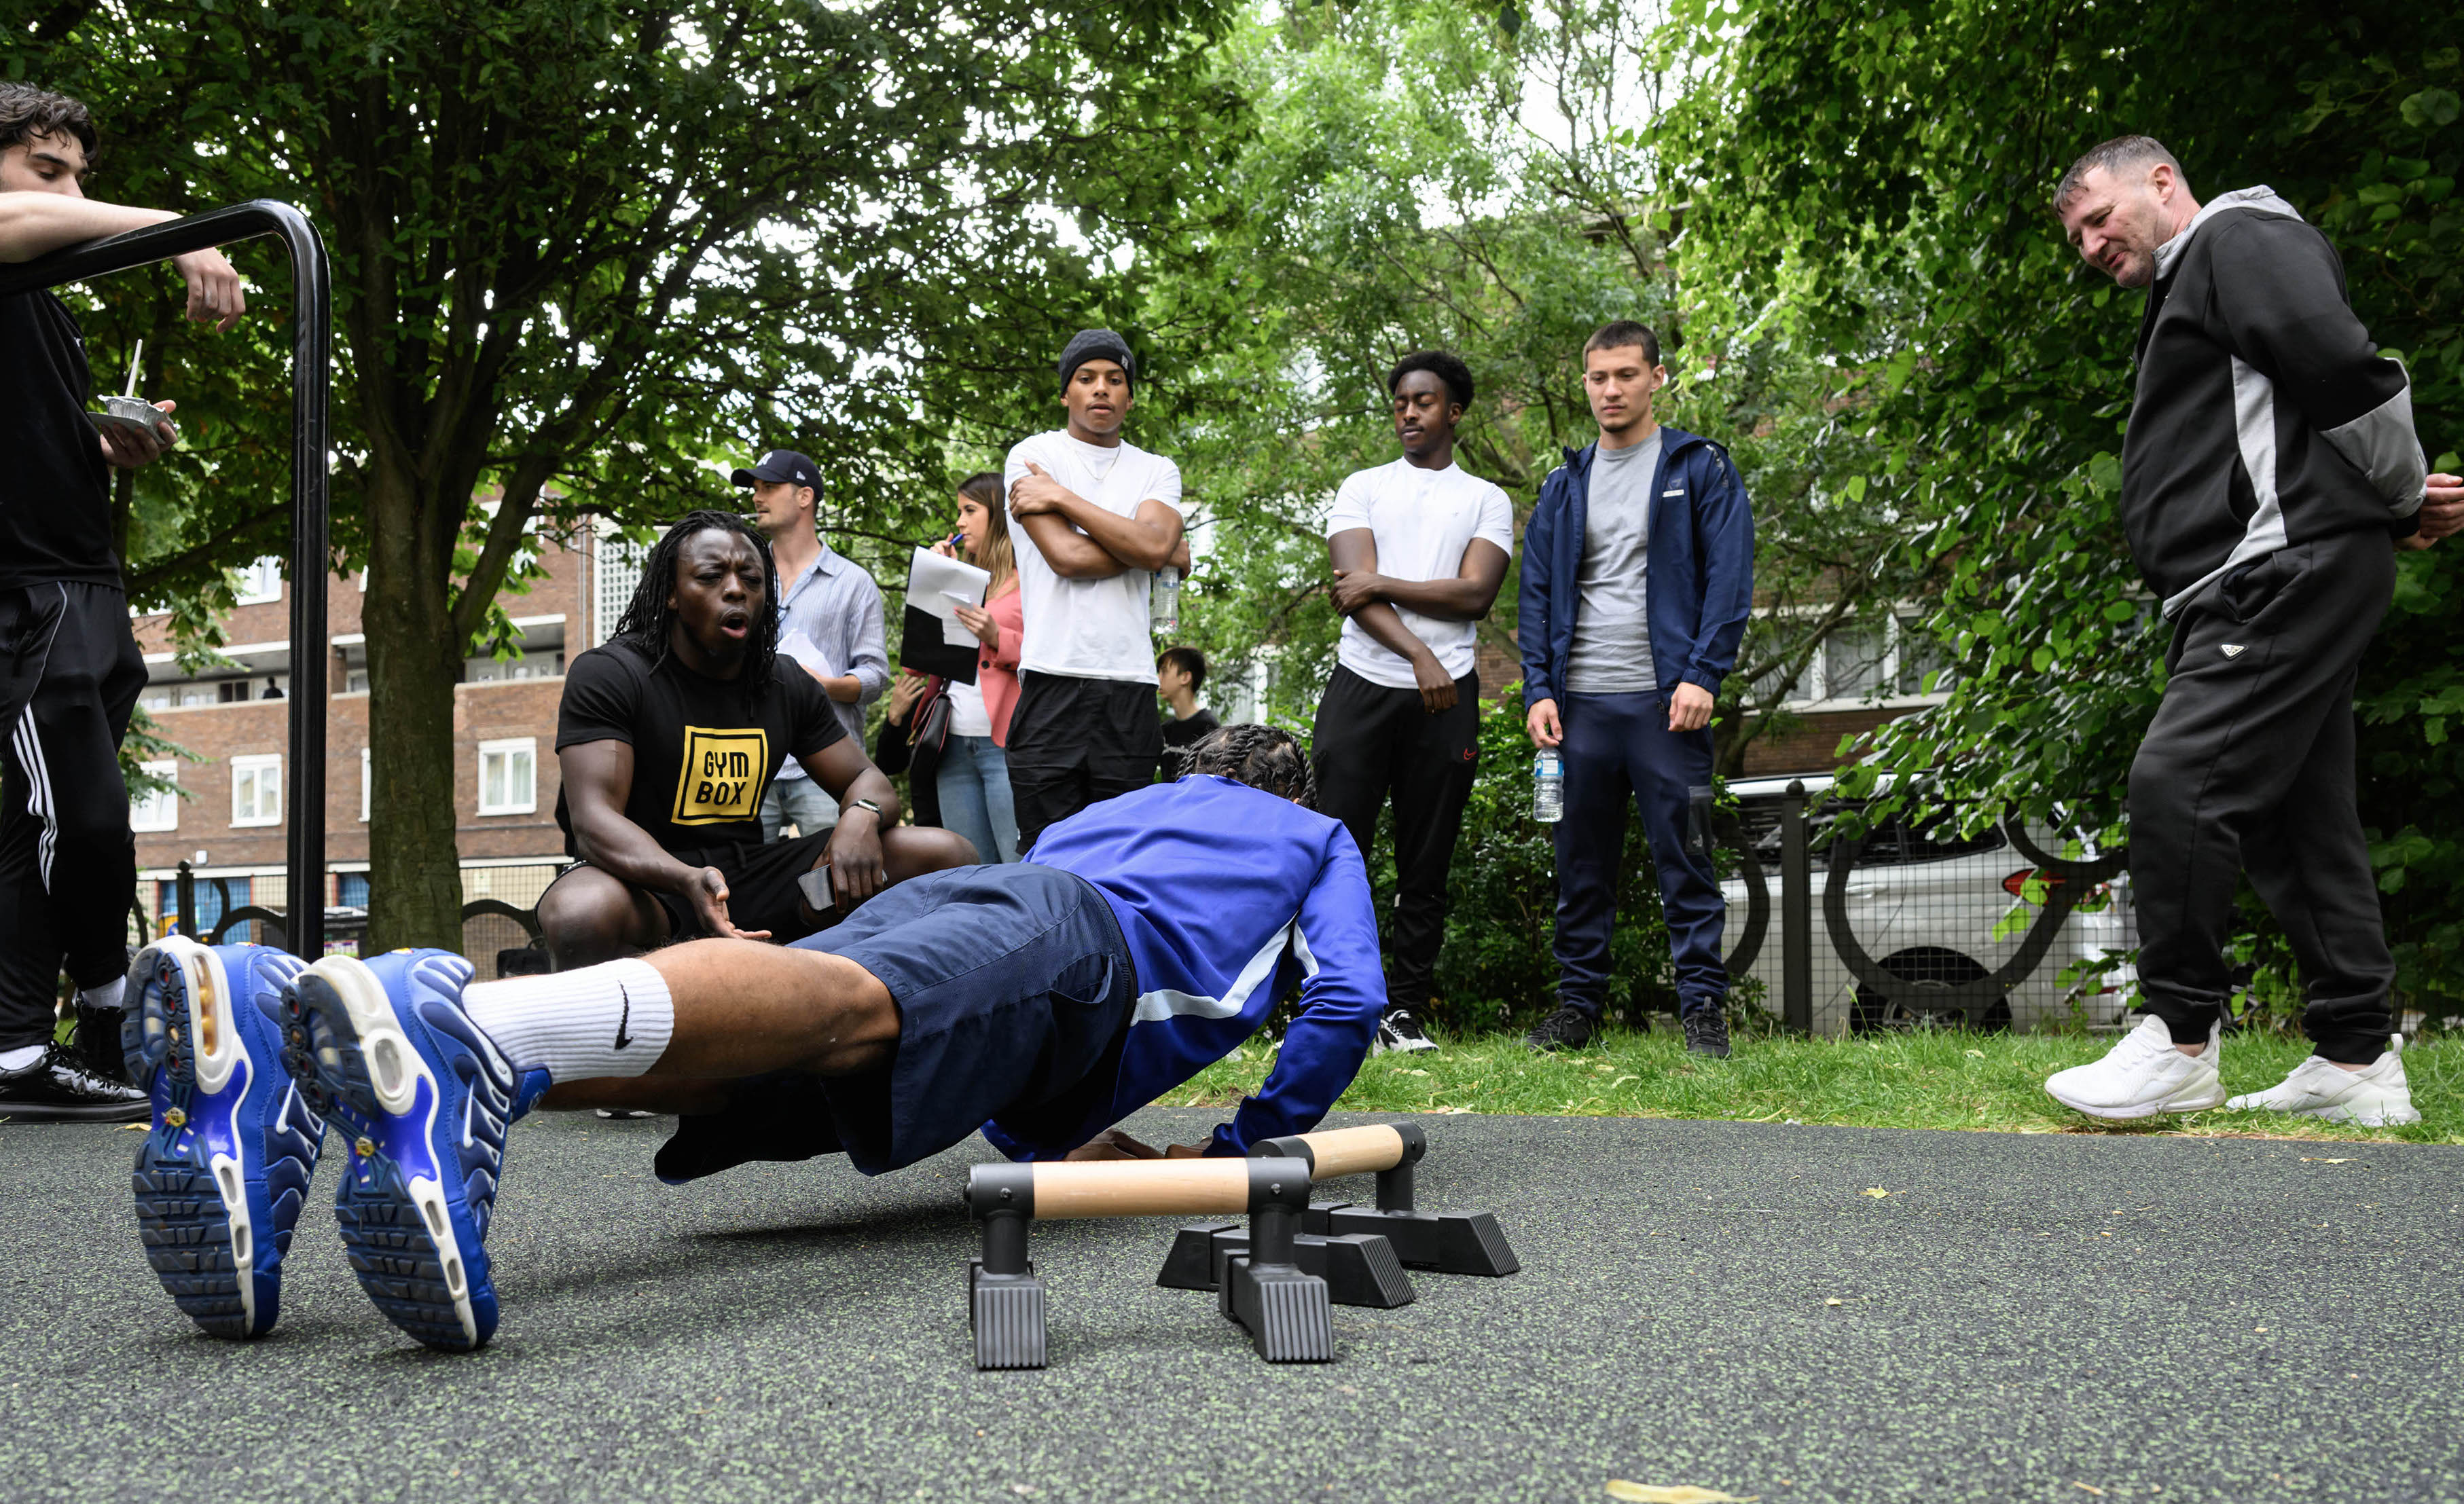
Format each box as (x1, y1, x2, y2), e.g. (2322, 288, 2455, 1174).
(932, 471, 1025, 861)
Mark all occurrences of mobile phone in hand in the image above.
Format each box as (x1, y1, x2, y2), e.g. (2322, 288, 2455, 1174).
(797, 864, 835, 913)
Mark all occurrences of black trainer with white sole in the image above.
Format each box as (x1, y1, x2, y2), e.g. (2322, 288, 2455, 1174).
(0, 1041, 149, 1121)
(1372, 1009, 1438, 1055)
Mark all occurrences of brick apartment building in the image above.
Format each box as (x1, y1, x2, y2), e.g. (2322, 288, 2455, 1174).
(128, 526, 647, 937)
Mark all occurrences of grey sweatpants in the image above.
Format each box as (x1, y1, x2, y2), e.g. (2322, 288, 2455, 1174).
(2128, 530, 2395, 1061)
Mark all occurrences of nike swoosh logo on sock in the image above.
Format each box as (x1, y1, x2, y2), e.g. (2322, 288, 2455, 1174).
(614, 984, 634, 1050)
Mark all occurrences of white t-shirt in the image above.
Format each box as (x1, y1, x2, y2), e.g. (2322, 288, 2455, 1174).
(945, 676, 992, 739)
(1003, 430, 1184, 683)
(1325, 458, 1516, 690)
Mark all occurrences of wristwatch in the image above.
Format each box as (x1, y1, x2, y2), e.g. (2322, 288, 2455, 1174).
(849, 797, 885, 821)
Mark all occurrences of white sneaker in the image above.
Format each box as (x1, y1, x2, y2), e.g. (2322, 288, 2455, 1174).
(2224, 1035, 2423, 1126)
(2045, 1014, 2226, 1118)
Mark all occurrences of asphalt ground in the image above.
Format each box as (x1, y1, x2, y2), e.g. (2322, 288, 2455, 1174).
(5, 1107, 2461, 1504)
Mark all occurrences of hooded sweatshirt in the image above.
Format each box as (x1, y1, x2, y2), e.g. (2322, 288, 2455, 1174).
(2124, 186, 2427, 616)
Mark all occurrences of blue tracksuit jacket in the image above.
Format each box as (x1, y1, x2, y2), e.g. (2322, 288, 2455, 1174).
(1518, 426, 1756, 707)
(983, 775, 1387, 1158)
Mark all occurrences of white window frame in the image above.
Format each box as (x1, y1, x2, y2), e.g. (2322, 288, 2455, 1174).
(1744, 606, 1955, 713)
(130, 760, 179, 832)
(232, 556, 284, 606)
(360, 747, 372, 824)
(476, 737, 537, 816)
(230, 753, 282, 827)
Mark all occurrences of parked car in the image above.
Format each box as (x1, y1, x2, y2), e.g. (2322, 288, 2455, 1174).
(1718, 773, 2137, 1034)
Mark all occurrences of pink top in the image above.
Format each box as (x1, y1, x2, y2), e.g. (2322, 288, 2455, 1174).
(980, 580, 1024, 746)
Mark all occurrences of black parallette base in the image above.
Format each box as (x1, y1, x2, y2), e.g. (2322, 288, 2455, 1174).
(968, 1259, 1048, 1370)
(1157, 1222, 1415, 1308)
(1306, 1202, 1520, 1277)
(1220, 1259, 1334, 1362)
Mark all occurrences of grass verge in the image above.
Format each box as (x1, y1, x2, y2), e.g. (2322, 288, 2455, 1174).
(1161, 1026, 2464, 1144)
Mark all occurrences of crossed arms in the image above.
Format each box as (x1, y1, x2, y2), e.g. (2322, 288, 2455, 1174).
(1009, 462, 1189, 579)
(1326, 528, 1510, 713)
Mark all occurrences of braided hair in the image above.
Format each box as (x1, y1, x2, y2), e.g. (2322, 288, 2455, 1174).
(613, 509, 781, 708)
(1184, 723, 1317, 810)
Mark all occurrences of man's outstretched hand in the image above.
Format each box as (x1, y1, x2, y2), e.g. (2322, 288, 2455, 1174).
(2402, 472, 2464, 550)
(685, 866, 771, 942)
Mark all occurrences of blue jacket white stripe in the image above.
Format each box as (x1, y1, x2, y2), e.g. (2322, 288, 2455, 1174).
(983, 775, 1387, 1158)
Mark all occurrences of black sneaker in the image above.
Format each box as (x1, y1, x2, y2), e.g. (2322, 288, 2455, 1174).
(0, 1040, 151, 1121)
(1683, 1010, 1732, 1059)
(1372, 1009, 1438, 1056)
(1524, 1005, 1597, 1052)
(73, 1002, 133, 1086)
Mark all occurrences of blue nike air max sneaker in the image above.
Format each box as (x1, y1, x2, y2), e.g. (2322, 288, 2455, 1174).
(124, 936, 325, 1339)
(277, 949, 527, 1352)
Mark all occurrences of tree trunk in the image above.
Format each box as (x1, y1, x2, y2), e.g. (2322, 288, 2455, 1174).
(361, 464, 467, 953)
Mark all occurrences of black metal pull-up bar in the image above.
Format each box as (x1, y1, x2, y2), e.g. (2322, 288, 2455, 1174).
(0, 200, 332, 957)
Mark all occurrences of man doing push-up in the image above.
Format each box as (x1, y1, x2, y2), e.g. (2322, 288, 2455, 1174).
(119, 725, 1384, 1351)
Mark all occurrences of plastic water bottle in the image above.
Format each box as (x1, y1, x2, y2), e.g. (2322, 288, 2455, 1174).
(1532, 750, 1563, 823)
(1150, 566, 1180, 634)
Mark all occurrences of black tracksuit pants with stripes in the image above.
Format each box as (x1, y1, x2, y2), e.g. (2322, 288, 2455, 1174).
(0, 581, 147, 1050)
(2129, 530, 2396, 1063)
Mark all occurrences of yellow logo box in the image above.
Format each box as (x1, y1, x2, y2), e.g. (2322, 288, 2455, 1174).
(671, 726, 770, 824)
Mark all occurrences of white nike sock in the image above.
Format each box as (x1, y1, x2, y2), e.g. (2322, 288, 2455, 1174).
(0, 1044, 44, 1073)
(460, 957, 675, 1084)
(77, 976, 126, 1012)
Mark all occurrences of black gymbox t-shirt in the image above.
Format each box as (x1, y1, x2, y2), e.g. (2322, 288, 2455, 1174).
(0, 292, 120, 591)
(554, 635, 846, 857)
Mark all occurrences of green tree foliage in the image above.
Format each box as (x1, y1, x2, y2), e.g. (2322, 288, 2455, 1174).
(12, 0, 1244, 947)
(1659, 1, 2461, 1004)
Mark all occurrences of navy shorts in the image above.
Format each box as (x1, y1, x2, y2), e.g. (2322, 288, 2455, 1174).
(652, 863, 1135, 1183)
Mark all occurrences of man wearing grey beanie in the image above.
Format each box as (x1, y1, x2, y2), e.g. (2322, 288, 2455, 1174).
(1001, 329, 1189, 848)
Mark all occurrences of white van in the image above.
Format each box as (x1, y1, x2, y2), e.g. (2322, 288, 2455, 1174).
(1718, 773, 2137, 1035)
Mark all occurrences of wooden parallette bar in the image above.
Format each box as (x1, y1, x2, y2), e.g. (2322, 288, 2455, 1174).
(1254, 1120, 1427, 1181)
(1027, 1158, 1261, 1219)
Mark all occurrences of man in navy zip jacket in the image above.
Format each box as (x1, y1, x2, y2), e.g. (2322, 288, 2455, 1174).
(1519, 322, 1754, 1057)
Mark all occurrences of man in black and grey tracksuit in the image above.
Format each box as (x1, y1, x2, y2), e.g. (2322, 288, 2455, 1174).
(2044, 136, 2464, 1126)
(0, 84, 251, 1119)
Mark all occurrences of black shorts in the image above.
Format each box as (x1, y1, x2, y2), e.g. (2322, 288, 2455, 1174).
(1004, 672, 1164, 850)
(550, 828, 833, 946)
(651, 863, 1136, 1183)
